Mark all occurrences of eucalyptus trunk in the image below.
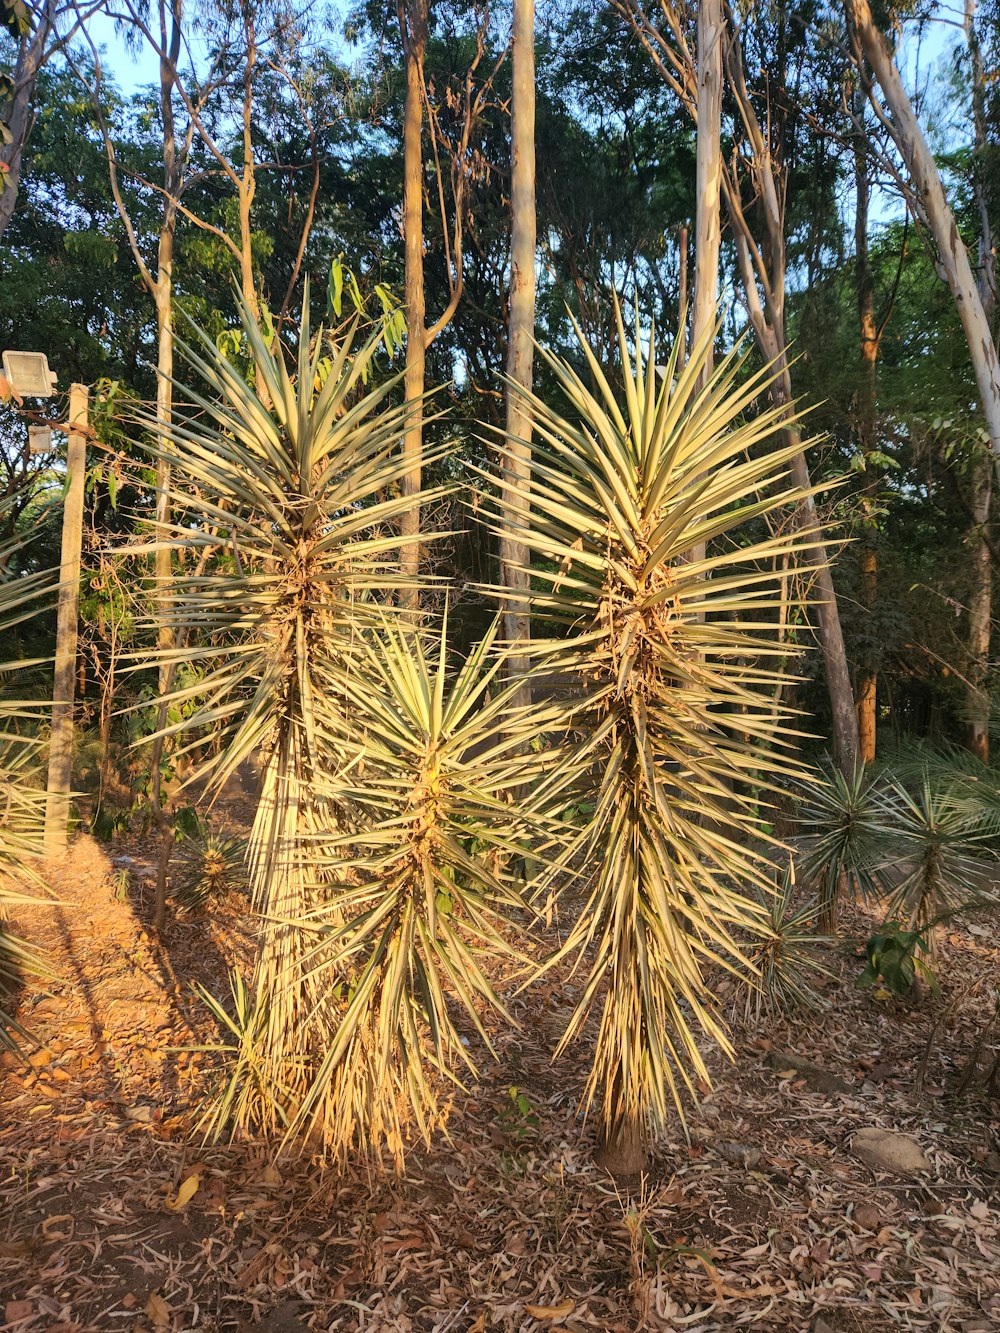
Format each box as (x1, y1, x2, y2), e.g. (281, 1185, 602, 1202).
(966, 448, 992, 763)
(849, 0, 1000, 470)
(399, 0, 429, 609)
(855, 117, 879, 765)
(0, 0, 55, 240)
(148, 0, 183, 931)
(500, 0, 536, 706)
(690, 0, 722, 373)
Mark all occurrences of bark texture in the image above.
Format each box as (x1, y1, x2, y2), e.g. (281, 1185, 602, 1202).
(849, 0, 1000, 469)
(0, 0, 56, 240)
(500, 0, 536, 705)
(399, 0, 429, 607)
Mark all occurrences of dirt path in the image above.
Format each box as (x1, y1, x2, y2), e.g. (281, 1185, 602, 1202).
(1, 837, 999, 1331)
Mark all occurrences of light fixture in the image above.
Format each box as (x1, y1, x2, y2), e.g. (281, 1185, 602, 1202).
(28, 425, 52, 455)
(2, 350, 57, 397)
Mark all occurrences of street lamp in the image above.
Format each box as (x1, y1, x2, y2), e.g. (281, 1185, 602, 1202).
(3, 351, 90, 856)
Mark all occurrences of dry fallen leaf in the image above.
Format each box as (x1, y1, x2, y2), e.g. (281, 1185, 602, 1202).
(165, 1172, 201, 1212)
(144, 1291, 171, 1328)
(4, 1299, 34, 1324)
(524, 1299, 575, 1321)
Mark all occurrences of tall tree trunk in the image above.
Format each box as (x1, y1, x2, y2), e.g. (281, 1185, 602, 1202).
(0, 0, 56, 240)
(963, 0, 996, 764)
(966, 449, 992, 762)
(149, 0, 182, 932)
(399, 0, 428, 610)
(677, 223, 688, 368)
(848, 0, 1000, 471)
(690, 0, 722, 373)
(855, 111, 879, 764)
(238, 1, 258, 321)
(500, 0, 536, 707)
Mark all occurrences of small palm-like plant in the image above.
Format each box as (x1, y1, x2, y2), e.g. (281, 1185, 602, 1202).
(173, 829, 249, 912)
(882, 776, 998, 947)
(489, 308, 828, 1171)
(136, 295, 446, 1128)
(795, 763, 894, 931)
(739, 875, 835, 1024)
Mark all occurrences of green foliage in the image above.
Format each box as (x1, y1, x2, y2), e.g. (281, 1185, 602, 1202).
(857, 922, 939, 998)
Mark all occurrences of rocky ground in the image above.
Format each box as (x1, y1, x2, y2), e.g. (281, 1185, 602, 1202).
(1, 834, 999, 1332)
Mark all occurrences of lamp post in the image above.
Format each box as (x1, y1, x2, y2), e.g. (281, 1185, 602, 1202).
(2, 352, 88, 855)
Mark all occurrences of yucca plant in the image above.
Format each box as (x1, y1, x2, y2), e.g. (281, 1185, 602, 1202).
(0, 528, 56, 1051)
(795, 762, 895, 932)
(488, 309, 830, 1173)
(880, 775, 998, 951)
(738, 874, 836, 1024)
(275, 614, 563, 1167)
(134, 294, 447, 1132)
(172, 828, 249, 912)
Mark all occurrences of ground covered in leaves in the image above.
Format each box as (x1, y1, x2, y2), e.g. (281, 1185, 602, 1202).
(2, 834, 1000, 1332)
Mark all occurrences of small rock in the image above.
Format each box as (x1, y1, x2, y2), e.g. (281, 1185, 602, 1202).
(853, 1201, 882, 1231)
(852, 1128, 931, 1176)
(714, 1140, 762, 1168)
(255, 1302, 308, 1332)
(766, 1050, 850, 1095)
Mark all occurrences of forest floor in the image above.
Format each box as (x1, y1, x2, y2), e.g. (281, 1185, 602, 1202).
(2, 828, 1000, 1333)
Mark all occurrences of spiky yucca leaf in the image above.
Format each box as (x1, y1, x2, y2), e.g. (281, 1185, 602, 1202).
(133, 295, 450, 1126)
(173, 829, 249, 912)
(0, 527, 56, 1050)
(739, 876, 835, 1024)
(881, 776, 998, 935)
(281, 614, 563, 1167)
(488, 308, 830, 1150)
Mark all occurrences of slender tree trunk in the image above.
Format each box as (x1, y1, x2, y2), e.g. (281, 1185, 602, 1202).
(0, 0, 56, 240)
(238, 3, 259, 321)
(849, 0, 1000, 471)
(963, 0, 996, 765)
(855, 115, 879, 764)
(149, 0, 182, 933)
(966, 449, 992, 762)
(399, 0, 428, 610)
(857, 550, 877, 762)
(500, 0, 536, 707)
(690, 0, 722, 374)
(677, 223, 688, 368)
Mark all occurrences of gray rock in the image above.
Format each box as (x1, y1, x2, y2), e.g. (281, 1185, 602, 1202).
(765, 1050, 851, 1095)
(852, 1127, 931, 1175)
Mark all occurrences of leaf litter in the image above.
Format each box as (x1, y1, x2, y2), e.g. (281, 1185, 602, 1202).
(1, 833, 998, 1331)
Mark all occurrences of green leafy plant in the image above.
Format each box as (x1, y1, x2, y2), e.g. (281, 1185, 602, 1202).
(488, 307, 829, 1170)
(857, 921, 939, 997)
(881, 775, 998, 947)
